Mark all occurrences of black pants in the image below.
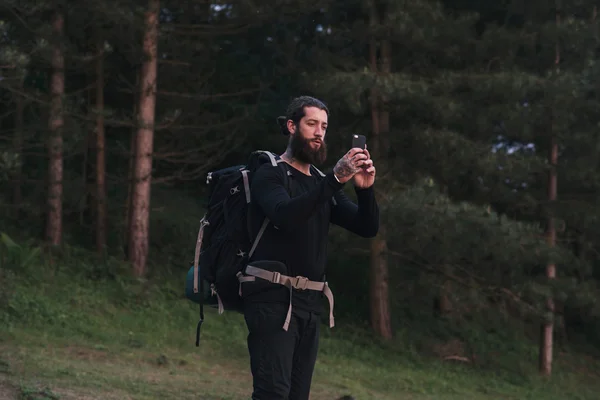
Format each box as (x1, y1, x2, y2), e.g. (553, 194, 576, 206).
(243, 301, 320, 400)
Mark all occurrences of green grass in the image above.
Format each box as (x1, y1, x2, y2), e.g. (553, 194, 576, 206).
(1, 238, 600, 399)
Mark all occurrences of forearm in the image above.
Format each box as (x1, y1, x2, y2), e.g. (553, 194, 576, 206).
(332, 186, 379, 237)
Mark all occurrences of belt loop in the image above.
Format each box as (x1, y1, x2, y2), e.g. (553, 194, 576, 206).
(272, 271, 281, 284)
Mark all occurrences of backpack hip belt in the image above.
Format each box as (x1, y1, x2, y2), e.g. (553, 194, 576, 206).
(238, 265, 335, 332)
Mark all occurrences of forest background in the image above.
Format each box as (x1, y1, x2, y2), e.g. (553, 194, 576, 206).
(2, 0, 600, 399)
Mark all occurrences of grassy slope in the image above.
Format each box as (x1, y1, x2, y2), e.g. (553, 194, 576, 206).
(1, 244, 600, 400)
(1, 182, 599, 400)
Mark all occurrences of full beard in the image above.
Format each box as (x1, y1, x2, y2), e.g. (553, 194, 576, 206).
(289, 133, 327, 166)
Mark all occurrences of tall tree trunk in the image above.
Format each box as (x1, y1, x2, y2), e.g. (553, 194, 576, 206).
(437, 266, 453, 316)
(96, 35, 107, 253)
(124, 59, 141, 256)
(46, 9, 65, 246)
(128, 0, 159, 276)
(539, 135, 558, 376)
(80, 111, 90, 227)
(124, 126, 136, 255)
(539, 7, 560, 377)
(12, 77, 24, 214)
(368, 1, 393, 340)
(370, 223, 392, 340)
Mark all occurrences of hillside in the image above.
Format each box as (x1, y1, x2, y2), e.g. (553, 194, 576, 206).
(1, 233, 600, 400)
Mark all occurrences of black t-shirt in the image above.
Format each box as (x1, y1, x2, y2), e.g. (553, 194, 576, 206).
(243, 161, 379, 313)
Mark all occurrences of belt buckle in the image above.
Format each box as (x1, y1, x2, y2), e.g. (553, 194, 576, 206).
(294, 276, 309, 290)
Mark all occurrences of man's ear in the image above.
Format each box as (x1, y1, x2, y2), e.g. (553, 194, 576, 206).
(286, 120, 296, 135)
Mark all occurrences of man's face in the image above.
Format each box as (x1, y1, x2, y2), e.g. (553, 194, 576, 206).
(287, 106, 328, 166)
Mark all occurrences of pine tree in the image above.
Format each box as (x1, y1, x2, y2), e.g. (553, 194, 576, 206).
(303, 0, 600, 362)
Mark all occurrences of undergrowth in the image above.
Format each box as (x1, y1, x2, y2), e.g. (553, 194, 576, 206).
(1, 232, 600, 399)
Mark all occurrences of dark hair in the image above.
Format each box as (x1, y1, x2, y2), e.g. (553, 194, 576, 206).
(276, 96, 329, 136)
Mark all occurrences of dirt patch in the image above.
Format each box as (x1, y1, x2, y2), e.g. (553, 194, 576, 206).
(65, 346, 111, 363)
(429, 338, 474, 363)
(0, 377, 17, 400)
(51, 387, 130, 400)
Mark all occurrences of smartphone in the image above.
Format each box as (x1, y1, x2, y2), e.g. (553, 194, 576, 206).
(352, 134, 367, 150)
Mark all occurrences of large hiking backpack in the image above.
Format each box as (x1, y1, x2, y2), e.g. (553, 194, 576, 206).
(185, 150, 293, 346)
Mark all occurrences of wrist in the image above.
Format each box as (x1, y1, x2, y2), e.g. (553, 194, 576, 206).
(328, 171, 345, 187)
(354, 183, 373, 191)
(332, 168, 346, 183)
(353, 177, 373, 190)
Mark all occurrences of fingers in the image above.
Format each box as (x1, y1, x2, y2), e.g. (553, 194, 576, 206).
(356, 160, 376, 178)
(347, 147, 365, 158)
(348, 148, 371, 161)
(356, 159, 373, 168)
(345, 147, 375, 175)
(351, 153, 368, 162)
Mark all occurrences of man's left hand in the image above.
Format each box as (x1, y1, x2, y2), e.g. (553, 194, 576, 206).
(352, 148, 376, 189)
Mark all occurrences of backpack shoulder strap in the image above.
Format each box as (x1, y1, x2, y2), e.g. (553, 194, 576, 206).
(278, 160, 293, 196)
(247, 151, 293, 259)
(310, 164, 326, 177)
(251, 150, 278, 167)
(250, 150, 292, 191)
(310, 165, 338, 206)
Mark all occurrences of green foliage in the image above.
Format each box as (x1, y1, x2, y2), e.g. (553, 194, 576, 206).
(382, 179, 596, 320)
(18, 385, 60, 400)
(327, 177, 600, 349)
(0, 232, 41, 271)
(1, 236, 600, 399)
(2, 0, 600, 387)
(305, 1, 600, 334)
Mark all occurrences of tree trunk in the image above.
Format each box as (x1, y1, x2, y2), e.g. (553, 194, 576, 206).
(124, 57, 141, 256)
(96, 35, 107, 254)
(539, 8, 560, 376)
(12, 77, 24, 214)
(370, 226, 392, 339)
(437, 266, 453, 316)
(46, 10, 65, 246)
(367, 1, 393, 340)
(539, 133, 558, 376)
(539, 135, 557, 376)
(128, 0, 159, 277)
(124, 126, 136, 255)
(80, 111, 90, 227)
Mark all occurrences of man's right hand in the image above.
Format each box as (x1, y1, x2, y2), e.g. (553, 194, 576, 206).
(333, 148, 368, 184)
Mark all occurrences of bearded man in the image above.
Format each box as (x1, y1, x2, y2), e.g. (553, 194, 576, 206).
(240, 95, 380, 400)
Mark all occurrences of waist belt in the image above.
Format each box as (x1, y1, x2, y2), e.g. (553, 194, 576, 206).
(237, 265, 335, 332)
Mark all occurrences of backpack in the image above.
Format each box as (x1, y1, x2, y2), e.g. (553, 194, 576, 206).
(185, 150, 293, 346)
